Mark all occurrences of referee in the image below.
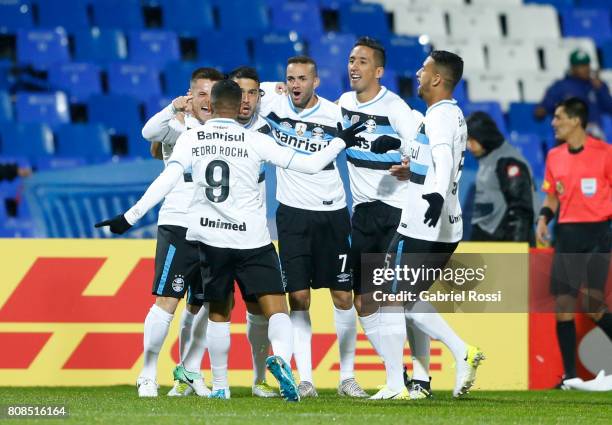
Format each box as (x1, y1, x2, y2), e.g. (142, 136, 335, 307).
(536, 97, 612, 386)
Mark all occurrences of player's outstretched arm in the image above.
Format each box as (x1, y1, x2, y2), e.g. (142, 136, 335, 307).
(141, 97, 190, 144)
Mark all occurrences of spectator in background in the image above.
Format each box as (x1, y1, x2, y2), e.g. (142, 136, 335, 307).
(534, 49, 612, 140)
(0, 162, 31, 182)
(467, 112, 536, 244)
(536, 97, 612, 387)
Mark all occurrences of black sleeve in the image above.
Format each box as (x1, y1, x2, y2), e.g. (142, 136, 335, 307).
(0, 163, 18, 182)
(495, 158, 535, 242)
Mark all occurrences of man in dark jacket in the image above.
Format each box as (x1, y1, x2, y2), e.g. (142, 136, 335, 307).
(467, 112, 536, 243)
(0, 162, 30, 182)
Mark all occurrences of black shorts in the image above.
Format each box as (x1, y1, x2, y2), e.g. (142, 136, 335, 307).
(276, 203, 352, 292)
(198, 242, 285, 301)
(350, 201, 402, 294)
(152, 225, 205, 306)
(550, 221, 611, 297)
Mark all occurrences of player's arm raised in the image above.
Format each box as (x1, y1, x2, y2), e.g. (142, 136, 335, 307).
(141, 95, 191, 145)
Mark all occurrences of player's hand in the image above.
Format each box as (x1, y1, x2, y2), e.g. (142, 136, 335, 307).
(172, 95, 193, 113)
(275, 82, 287, 94)
(95, 214, 132, 235)
(336, 122, 366, 148)
(536, 218, 550, 246)
(389, 157, 410, 181)
(370, 135, 402, 153)
(422, 193, 444, 227)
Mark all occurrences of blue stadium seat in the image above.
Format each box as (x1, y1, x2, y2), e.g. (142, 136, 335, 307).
(0, 91, 12, 122)
(253, 32, 304, 65)
(600, 39, 612, 69)
(216, 0, 269, 35)
(255, 60, 286, 83)
(317, 66, 344, 101)
(578, 1, 611, 8)
(602, 114, 612, 142)
(73, 28, 128, 64)
(525, 0, 575, 8)
(380, 69, 398, 94)
(48, 63, 102, 104)
(508, 132, 545, 177)
(339, 3, 390, 41)
(406, 96, 427, 115)
(385, 36, 430, 77)
(163, 61, 204, 97)
(270, 1, 324, 39)
(161, 0, 214, 36)
(561, 8, 612, 43)
(507, 102, 553, 137)
(454, 80, 468, 107)
(55, 123, 112, 162)
(0, 0, 33, 34)
(87, 94, 142, 134)
(198, 32, 249, 71)
(91, 0, 144, 30)
(309, 33, 356, 70)
(319, 0, 356, 10)
(463, 102, 507, 136)
(128, 30, 180, 67)
(0, 122, 55, 158)
(107, 63, 161, 101)
(15, 92, 70, 128)
(127, 130, 152, 158)
(17, 28, 70, 68)
(0, 60, 12, 90)
(145, 96, 172, 120)
(36, 0, 89, 32)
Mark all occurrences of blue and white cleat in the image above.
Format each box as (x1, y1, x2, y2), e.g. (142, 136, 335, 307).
(208, 388, 231, 399)
(265, 355, 300, 402)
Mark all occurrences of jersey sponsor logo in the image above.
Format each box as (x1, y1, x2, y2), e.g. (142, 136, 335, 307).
(581, 178, 597, 197)
(200, 217, 247, 231)
(197, 130, 244, 142)
(273, 128, 327, 153)
(171, 275, 185, 292)
(449, 214, 462, 224)
(295, 122, 307, 137)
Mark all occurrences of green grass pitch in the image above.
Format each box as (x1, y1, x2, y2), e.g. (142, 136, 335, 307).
(1, 387, 611, 425)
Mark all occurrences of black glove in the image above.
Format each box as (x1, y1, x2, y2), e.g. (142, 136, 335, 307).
(422, 193, 444, 227)
(95, 214, 132, 235)
(370, 135, 401, 154)
(336, 121, 366, 148)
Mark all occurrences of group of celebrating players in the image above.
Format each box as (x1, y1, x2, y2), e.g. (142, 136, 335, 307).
(96, 36, 485, 402)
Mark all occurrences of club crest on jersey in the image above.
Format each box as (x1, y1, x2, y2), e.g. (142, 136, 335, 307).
(280, 121, 292, 129)
(295, 122, 307, 137)
(172, 275, 185, 292)
(312, 126, 324, 139)
(365, 119, 377, 133)
(350, 115, 360, 125)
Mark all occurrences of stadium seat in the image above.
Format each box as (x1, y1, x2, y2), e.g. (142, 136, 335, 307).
(73, 28, 128, 64)
(462, 101, 507, 136)
(578, 0, 612, 8)
(0, 122, 55, 158)
(601, 39, 612, 69)
(15, 92, 69, 128)
(0, 0, 33, 33)
(508, 132, 545, 177)
(380, 68, 399, 94)
(309, 33, 356, 70)
(515, 71, 560, 103)
(91, 0, 144, 30)
(144, 96, 172, 120)
(198, 32, 249, 72)
(316, 65, 344, 101)
(431, 37, 486, 73)
(255, 60, 286, 83)
(384, 36, 430, 77)
(599, 69, 612, 91)
(394, 6, 447, 40)
(560, 8, 612, 43)
(163, 61, 196, 97)
(216, 0, 270, 35)
(453, 79, 468, 106)
(128, 30, 180, 67)
(270, 1, 324, 39)
(0, 91, 12, 122)
(524, 0, 574, 8)
(160, 0, 214, 36)
(87, 94, 142, 135)
(55, 123, 112, 162)
(465, 73, 522, 111)
(505, 5, 561, 40)
(107, 63, 161, 102)
(602, 115, 612, 142)
(508, 102, 553, 137)
(537, 37, 599, 75)
(447, 7, 502, 39)
(486, 39, 540, 72)
(406, 95, 427, 114)
(17, 28, 70, 68)
(36, 0, 89, 32)
(48, 63, 102, 104)
(253, 32, 304, 66)
(127, 130, 152, 158)
(339, 3, 390, 41)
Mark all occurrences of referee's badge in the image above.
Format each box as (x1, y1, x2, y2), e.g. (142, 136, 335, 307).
(581, 178, 597, 197)
(555, 180, 565, 195)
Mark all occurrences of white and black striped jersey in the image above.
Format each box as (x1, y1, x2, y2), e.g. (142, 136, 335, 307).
(337, 87, 422, 210)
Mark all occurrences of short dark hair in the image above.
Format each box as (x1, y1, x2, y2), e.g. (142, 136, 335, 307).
(430, 50, 463, 89)
(191, 67, 224, 83)
(353, 36, 386, 67)
(287, 55, 318, 76)
(228, 66, 260, 84)
(557, 97, 588, 129)
(211, 79, 242, 111)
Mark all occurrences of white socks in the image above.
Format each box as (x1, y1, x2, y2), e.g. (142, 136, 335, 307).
(268, 313, 294, 365)
(182, 303, 209, 372)
(379, 309, 407, 392)
(140, 304, 173, 379)
(206, 320, 230, 390)
(406, 321, 430, 382)
(290, 310, 313, 383)
(246, 312, 270, 384)
(334, 306, 357, 381)
(359, 311, 382, 356)
(406, 301, 466, 363)
(178, 309, 194, 361)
